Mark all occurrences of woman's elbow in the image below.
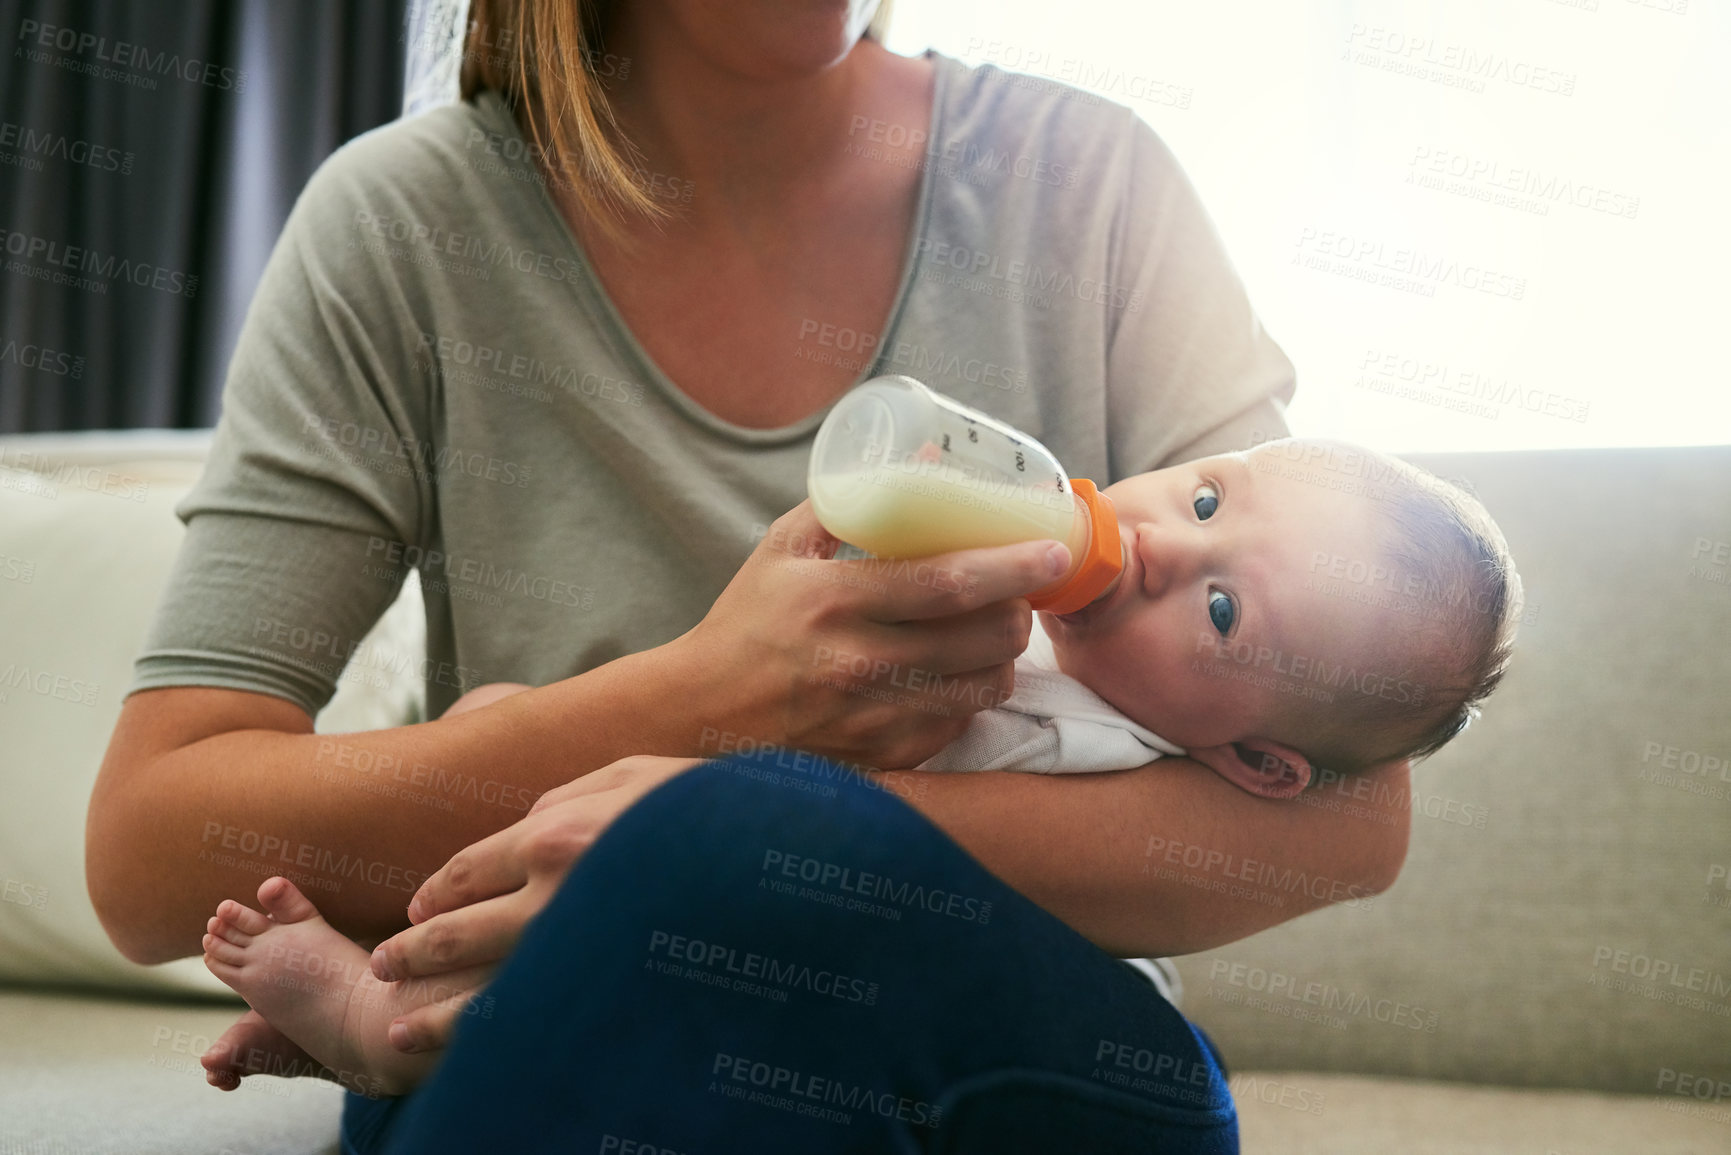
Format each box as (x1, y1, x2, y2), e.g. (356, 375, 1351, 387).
(85, 789, 178, 964)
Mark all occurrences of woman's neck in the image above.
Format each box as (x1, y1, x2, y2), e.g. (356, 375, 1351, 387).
(602, 10, 893, 215)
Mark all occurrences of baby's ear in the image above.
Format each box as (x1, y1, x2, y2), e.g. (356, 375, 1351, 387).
(1187, 739, 1312, 800)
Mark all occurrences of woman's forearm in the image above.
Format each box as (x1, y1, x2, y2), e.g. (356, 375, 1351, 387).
(896, 757, 1412, 958)
(87, 645, 694, 965)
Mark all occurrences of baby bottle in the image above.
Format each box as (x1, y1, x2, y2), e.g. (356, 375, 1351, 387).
(807, 375, 1123, 614)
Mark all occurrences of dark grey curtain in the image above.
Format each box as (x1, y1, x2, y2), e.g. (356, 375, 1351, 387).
(0, 0, 408, 431)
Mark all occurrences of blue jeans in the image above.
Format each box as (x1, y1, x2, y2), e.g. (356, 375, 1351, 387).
(342, 753, 1238, 1154)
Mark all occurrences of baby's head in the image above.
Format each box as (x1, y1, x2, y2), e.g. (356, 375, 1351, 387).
(1042, 437, 1521, 798)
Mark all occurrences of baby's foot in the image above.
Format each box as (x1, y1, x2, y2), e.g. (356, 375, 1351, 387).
(201, 877, 480, 1098)
(201, 1009, 325, 1091)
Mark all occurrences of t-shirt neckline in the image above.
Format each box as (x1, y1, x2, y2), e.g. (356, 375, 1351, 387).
(476, 50, 952, 448)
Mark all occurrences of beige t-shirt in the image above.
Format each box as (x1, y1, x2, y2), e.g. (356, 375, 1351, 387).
(130, 52, 1294, 720)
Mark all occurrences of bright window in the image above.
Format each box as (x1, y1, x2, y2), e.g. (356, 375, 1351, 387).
(887, 0, 1730, 451)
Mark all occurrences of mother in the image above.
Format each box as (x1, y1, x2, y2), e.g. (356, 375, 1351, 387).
(88, 0, 1410, 1149)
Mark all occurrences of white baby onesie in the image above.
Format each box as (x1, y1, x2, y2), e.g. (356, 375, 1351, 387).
(917, 617, 1185, 774)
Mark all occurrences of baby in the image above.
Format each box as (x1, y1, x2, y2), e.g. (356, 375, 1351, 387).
(920, 435, 1522, 797)
(198, 436, 1520, 1096)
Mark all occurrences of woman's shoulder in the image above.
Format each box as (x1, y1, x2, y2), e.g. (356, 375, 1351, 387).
(283, 93, 528, 233)
(930, 50, 1180, 185)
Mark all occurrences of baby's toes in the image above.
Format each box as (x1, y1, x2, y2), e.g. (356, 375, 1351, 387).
(217, 898, 271, 935)
(207, 914, 253, 949)
(256, 876, 322, 925)
(202, 931, 248, 969)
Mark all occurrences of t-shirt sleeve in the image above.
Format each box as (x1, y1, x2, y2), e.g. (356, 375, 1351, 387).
(1104, 118, 1294, 475)
(129, 135, 433, 717)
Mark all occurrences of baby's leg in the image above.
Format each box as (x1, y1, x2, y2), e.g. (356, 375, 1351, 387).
(444, 681, 532, 717)
(201, 876, 490, 1098)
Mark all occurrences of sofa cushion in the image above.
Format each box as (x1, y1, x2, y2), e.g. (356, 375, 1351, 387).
(0, 431, 426, 997)
(0, 986, 342, 1154)
(2, 986, 1722, 1155)
(1229, 1070, 1728, 1154)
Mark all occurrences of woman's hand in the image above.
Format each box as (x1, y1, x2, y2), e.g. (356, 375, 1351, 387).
(669, 500, 1071, 771)
(367, 755, 702, 1052)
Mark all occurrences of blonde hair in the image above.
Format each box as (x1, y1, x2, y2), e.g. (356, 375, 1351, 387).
(459, 0, 896, 233)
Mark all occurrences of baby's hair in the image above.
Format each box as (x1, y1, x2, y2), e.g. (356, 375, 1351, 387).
(1264, 441, 1523, 774)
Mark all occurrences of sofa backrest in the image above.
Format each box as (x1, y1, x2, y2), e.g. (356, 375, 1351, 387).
(0, 432, 426, 998)
(1172, 446, 1731, 1096)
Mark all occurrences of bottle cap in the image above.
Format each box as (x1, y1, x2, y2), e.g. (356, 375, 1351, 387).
(1027, 479, 1123, 615)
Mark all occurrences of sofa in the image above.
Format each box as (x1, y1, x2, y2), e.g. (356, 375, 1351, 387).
(2, 430, 1727, 1154)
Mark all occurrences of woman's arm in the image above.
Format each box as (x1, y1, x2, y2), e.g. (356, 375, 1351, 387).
(88, 505, 1068, 964)
(897, 756, 1411, 959)
(369, 751, 1411, 1044)
(87, 646, 692, 965)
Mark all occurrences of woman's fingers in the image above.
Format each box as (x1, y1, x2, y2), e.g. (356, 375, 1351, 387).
(387, 974, 497, 1054)
(859, 536, 1071, 623)
(373, 887, 543, 981)
(404, 821, 536, 925)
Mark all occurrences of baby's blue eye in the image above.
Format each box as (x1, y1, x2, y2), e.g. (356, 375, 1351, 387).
(1193, 484, 1220, 521)
(1208, 590, 1236, 635)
